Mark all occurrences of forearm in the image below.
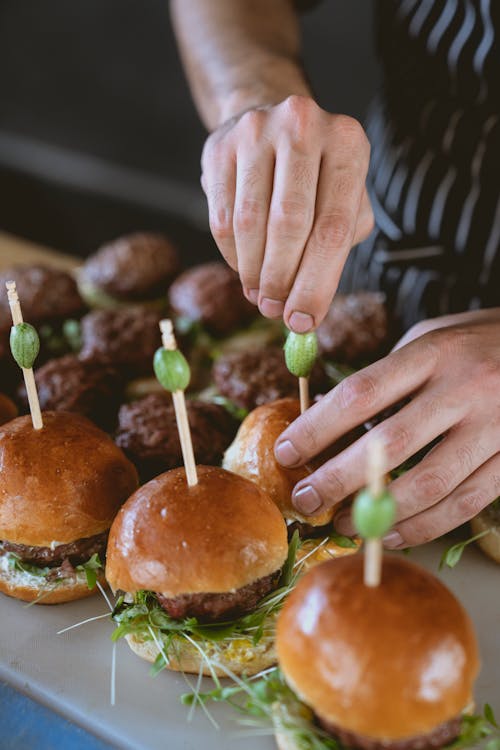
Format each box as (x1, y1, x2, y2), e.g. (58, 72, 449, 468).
(170, 0, 311, 130)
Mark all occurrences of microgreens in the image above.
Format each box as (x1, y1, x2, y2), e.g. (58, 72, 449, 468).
(440, 531, 491, 570)
(4, 551, 102, 590)
(183, 668, 500, 750)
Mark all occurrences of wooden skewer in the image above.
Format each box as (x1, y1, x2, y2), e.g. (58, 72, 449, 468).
(5, 281, 43, 430)
(299, 376, 309, 414)
(159, 320, 198, 487)
(364, 437, 385, 588)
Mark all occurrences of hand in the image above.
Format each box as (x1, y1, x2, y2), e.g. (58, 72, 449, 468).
(201, 95, 373, 333)
(273, 309, 500, 547)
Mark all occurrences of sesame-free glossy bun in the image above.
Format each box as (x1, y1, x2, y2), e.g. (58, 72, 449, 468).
(0, 411, 138, 546)
(277, 555, 479, 740)
(0, 393, 17, 426)
(223, 398, 335, 526)
(106, 465, 288, 596)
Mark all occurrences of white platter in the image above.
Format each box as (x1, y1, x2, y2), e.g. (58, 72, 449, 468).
(0, 539, 498, 750)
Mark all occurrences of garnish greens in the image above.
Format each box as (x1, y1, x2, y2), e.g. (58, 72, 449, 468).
(182, 667, 500, 750)
(327, 532, 358, 549)
(440, 530, 491, 570)
(5, 552, 102, 590)
(110, 532, 301, 677)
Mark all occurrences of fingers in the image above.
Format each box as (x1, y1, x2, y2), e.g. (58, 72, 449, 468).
(202, 140, 238, 270)
(275, 333, 440, 468)
(258, 143, 320, 320)
(232, 113, 275, 301)
(353, 187, 375, 245)
(283, 118, 371, 332)
(294, 385, 465, 519)
(383, 451, 500, 548)
(335, 419, 496, 535)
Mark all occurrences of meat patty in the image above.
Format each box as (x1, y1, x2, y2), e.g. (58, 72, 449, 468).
(79, 307, 162, 375)
(83, 233, 180, 300)
(156, 569, 281, 622)
(213, 346, 330, 411)
(316, 292, 389, 363)
(0, 265, 85, 330)
(168, 262, 256, 337)
(1, 531, 108, 568)
(318, 715, 462, 750)
(286, 520, 333, 541)
(17, 355, 123, 430)
(115, 395, 238, 481)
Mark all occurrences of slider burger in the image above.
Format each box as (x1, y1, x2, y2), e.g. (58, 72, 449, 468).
(106, 465, 290, 676)
(274, 554, 480, 750)
(471, 499, 500, 564)
(223, 397, 361, 566)
(0, 411, 138, 604)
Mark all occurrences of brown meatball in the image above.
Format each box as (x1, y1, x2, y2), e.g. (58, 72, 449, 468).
(83, 233, 180, 300)
(213, 346, 330, 411)
(16, 355, 123, 430)
(168, 262, 256, 337)
(316, 292, 389, 363)
(115, 395, 238, 481)
(0, 265, 85, 330)
(79, 307, 162, 375)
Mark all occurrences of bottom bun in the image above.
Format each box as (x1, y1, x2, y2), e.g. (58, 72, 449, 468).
(125, 631, 277, 677)
(0, 566, 104, 605)
(471, 504, 500, 564)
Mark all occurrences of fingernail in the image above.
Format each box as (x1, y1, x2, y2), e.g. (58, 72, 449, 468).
(334, 508, 354, 535)
(260, 297, 284, 318)
(292, 485, 322, 514)
(383, 530, 404, 549)
(274, 439, 301, 467)
(247, 288, 259, 304)
(289, 311, 314, 333)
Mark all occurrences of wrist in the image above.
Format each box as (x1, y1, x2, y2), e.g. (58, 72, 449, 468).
(214, 58, 312, 128)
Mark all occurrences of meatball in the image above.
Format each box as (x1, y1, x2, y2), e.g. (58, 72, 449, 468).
(213, 346, 330, 411)
(316, 292, 389, 363)
(0, 265, 84, 330)
(16, 355, 123, 430)
(168, 262, 256, 337)
(83, 232, 180, 301)
(79, 307, 162, 375)
(115, 395, 238, 481)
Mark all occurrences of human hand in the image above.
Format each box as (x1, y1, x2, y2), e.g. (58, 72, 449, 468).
(273, 309, 500, 547)
(201, 95, 373, 333)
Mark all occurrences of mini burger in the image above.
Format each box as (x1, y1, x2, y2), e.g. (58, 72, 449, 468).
(471, 499, 500, 564)
(106, 465, 291, 677)
(0, 411, 138, 604)
(273, 554, 480, 750)
(223, 397, 361, 566)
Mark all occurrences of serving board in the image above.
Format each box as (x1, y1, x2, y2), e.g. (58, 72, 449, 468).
(0, 233, 498, 749)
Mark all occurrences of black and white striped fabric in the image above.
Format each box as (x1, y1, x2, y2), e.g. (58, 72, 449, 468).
(340, 0, 500, 331)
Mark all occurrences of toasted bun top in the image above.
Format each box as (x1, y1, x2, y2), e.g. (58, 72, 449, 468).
(277, 554, 479, 740)
(106, 465, 288, 596)
(223, 398, 334, 526)
(0, 394, 17, 426)
(0, 412, 138, 545)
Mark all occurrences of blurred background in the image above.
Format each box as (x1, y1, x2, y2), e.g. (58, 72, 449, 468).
(0, 0, 379, 262)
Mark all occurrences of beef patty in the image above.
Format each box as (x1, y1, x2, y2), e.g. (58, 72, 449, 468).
(1, 531, 108, 568)
(156, 569, 281, 623)
(318, 715, 462, 750)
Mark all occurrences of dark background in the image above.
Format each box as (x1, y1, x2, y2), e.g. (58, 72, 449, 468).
(0, 0, 379, 262)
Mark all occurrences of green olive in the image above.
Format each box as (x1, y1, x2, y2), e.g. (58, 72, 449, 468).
(284, 331, 318, 378)
(10, 322, 40, 369)
(153, 348, 190, 392)
(352, 488, 396, 539)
